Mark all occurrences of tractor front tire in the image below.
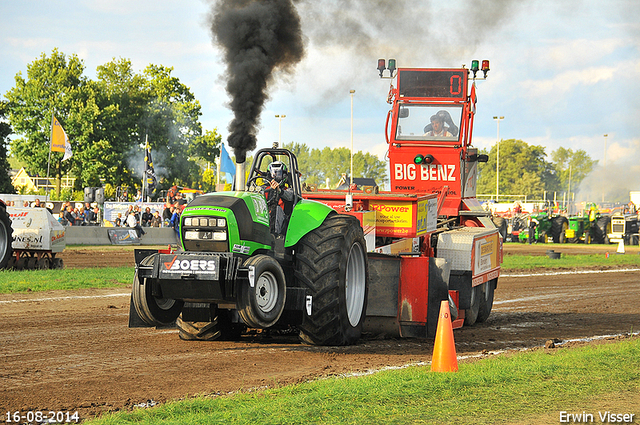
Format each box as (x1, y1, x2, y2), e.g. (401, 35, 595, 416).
(237, 255, 286, 329)
(132, 256, 184, 326)
(0, 204, 13, 269)
(295, 214, 368, 346)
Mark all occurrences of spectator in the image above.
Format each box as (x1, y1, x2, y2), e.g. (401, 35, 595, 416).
(34, 198, 43, 208)
(23, 200, 29, 207)
(58, 211, 68, 226)
(84, 206, 96, 225)
(133, 205, 142, 224)
(169, 206, 180, 234)
(141, 207, 153, 227)
(127, 211, 145, 237)
(64, 206, 75, 226)
(93, 207, 100, 225)
(75, 207, 86, 226)
(115, 213, 123, 227)
(167, 185, 178, 204)
(162, 202, 173, 226)
(150, 211, 162, 227)
(175, 192, 187, 206)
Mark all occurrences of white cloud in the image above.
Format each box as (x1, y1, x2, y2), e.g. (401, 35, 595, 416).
(520, 66, 617, 97)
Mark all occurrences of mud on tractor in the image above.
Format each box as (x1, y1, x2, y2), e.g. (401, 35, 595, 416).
(129, 61, 503, 345)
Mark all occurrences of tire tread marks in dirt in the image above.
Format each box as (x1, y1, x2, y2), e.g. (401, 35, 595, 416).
(295, 213, 368, 346)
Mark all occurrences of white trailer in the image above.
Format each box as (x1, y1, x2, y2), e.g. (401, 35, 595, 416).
(6, 207, 66, 269)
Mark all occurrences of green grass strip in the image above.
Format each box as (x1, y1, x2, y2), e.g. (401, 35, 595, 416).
(0, 267, 133, 293)
(502, 253, 640, 271)
(2, 252, 638, 294)
(87, 338, 640, 425)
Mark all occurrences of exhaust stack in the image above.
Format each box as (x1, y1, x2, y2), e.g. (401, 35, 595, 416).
(235, 162, 246, 191)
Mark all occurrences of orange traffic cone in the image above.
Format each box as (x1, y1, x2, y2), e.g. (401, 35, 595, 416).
(431, 299, 458, 372)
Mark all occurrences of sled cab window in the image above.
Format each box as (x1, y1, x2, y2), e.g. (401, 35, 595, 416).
(394, 104, 462, 142)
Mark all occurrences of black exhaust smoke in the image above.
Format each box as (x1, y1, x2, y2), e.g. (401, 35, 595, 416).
(210, 0, 304, 164)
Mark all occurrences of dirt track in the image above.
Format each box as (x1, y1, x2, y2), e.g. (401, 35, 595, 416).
(1, 244, 639, 421)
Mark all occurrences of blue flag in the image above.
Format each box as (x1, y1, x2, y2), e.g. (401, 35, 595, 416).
(220, 143, 235, 184)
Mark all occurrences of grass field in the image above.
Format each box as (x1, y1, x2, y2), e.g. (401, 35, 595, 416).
(0, 267, 132, 293)
(85, 337, 640, 425)
(1, 251, 639, 294)
(502, 252, 640, 270)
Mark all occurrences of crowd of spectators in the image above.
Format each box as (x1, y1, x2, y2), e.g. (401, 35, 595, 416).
(7, 190, 189, 235)
(58, 201, 100, 226)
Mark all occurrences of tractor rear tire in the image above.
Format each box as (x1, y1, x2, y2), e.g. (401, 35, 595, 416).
(132, 256, 184, 326)
(492, 217, 508, 241)
(295, 213, 368, 346)
(177, 307, 245, 341)
(0, 204, 13, 270)
(551, 216, 568, 244)
(476, 279, 496, 323)
(237, 255, 286, 329)
(594, 216, 611, 244)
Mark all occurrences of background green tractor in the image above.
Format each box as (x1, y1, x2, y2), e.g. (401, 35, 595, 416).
(129, 147, 369, 346)
(565, 215, 592, 243)
(516, 211, 568, 244)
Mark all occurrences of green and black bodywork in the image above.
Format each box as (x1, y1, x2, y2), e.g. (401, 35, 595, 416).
(129, 148, 369, 346)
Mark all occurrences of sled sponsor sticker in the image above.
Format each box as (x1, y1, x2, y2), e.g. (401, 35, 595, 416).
(159, 254, 220, 279)
(473, 232, 499, 275)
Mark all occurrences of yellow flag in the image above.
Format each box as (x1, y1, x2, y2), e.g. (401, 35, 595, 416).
(51, 115, 72, 160)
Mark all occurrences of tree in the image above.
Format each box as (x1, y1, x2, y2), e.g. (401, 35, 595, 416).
(4, 49, 90, 196)
(549, 147, 597, 194)
(93, 57, 149, 188)
(0, 102, 15, 194)
(4, 51, 219, 197)
(284, 142, 387, 188)
(477, 139, 557, 199)
(139, 64, 205, 188)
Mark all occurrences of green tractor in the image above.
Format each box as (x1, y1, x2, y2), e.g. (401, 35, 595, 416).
(516, 211, 569, 244)
(565, 203, 610, 244)
(565, 214, 592, 243)
(129, 147, 369, 346)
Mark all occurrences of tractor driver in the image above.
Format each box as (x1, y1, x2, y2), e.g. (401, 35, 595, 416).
(263, 161, 294, 235)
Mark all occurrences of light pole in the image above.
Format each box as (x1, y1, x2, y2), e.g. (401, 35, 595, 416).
(275, 114, 286, 145)
(602, 133, 608, 203)
(350, 90, 355, 188)
(493, 116, 504, 201)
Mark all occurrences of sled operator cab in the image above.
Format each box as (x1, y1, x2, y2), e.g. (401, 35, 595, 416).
(382, 61, 491, 222)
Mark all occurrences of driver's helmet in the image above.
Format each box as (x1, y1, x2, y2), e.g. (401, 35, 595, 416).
(268, 161, 287, 183)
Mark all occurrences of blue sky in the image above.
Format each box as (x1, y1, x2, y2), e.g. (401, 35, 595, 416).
(1, 0, 639, 198)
